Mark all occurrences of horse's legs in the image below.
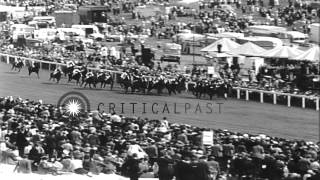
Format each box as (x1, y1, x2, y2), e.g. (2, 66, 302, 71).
(37, 72, 39, 79)
(110, 82, 113, 90)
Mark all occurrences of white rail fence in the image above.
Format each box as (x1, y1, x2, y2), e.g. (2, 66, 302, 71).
(1, 53, 319, 111)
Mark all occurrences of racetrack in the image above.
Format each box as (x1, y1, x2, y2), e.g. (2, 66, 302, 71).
(0, 63, 319, 142)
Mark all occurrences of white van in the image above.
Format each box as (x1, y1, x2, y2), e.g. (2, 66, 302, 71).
(278, 31, 308, 44)
(71, 25, 104, 40)
(10, 24, 35, 40)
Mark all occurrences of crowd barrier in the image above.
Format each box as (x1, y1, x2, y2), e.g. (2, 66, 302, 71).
(0, 53, 319, 111)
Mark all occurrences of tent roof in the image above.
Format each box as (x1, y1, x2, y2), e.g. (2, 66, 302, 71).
(231, 42, 266, 56)
(294, 45, 320, 62)
(259, 45, 304, 59)
(200, 38, 240, 52)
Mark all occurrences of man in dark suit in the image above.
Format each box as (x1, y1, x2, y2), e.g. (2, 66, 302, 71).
(206, 155, 220, 180)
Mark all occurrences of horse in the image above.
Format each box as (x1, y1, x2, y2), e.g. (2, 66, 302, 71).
(97, 72, 114, 90)
(119, 73, 133, 94)
(130, 76, 148, 93)
(49, 71, 62, 83)
(194, 81, 207, 99)
(81, 73, 98, 88)
(62, 65, 74, 77)
(11, 61, 24, 72)
(205, 82, 218, 100)
(68, 71, 82, 85)
(176, 75, 187, 93)
(28, 63, 40, 78)
(147, 78, 166, 95)
(165, 79, 178, 96)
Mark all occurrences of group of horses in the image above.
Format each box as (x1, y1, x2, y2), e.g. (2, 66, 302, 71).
(10, 60, 231, 99)
(188, 79, 232, 100)
(50, 66, 114, 90)
(11, 61, 114, 89)
(11, 61, 40, 78)
(119, 72, 186, 95)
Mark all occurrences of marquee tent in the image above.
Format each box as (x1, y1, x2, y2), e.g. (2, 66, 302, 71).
(259, 45, 303, 59)
(231, 42, 266, 56)
(294, 45, 320, 62)
(200, 38, 240, 53)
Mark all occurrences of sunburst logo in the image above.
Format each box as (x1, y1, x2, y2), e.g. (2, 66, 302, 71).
(57, 91, 90, 117)
(65, 99, 82, 116)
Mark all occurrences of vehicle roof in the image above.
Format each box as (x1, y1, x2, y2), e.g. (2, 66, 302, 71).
(285, 31, 308, 38)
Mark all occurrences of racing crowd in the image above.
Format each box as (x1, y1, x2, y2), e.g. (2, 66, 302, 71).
(0, 96, 320, 180)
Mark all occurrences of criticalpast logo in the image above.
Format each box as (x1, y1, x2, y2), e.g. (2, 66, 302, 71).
(57, 91, 90, 116)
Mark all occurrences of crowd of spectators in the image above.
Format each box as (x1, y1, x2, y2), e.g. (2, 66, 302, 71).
(0, 96, 320, 180)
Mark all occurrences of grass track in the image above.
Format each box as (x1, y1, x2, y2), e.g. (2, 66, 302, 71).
(0, 63, 319, 142)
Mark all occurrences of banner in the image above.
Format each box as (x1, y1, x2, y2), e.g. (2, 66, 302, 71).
(207, 66, 215, 74)
(202, 131, 214, 146)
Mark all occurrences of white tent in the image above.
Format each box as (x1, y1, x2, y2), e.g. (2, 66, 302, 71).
(259, 45, 304, 59)
(294, 45, 320, 62)
(231, 42, 266, 57)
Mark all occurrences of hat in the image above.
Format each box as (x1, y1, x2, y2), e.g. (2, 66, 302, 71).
(63, 149, 70, 155)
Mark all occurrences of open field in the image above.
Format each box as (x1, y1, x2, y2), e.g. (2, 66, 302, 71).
(0, 62, 319, 142)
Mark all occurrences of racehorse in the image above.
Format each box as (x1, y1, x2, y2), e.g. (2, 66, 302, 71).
(97, 72, 114, 90)
(49, 71, 62, 83)
(68, 71, 82, 85)
(28, 63, 40, 78)
(119, 73, 133, 94)
(176, 75, 187, 93)
(130, 76, 148, 93)
(11, 61, 24, 72)
(62, 65, 74, 77)
(81, 73, 98, 88)
(147, 78, 166, 95)
(165, 79, 178, 96)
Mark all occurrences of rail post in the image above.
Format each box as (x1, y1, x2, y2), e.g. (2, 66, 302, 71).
(316, 97, 319, 111)
(288, 95, 291, 107)
(6, 54, 9, 64)
(273, 93, 277, 104)
(302, 97, 305, 109)
(260, 92, 264, 103)
(237, 88, 240, 99)
(245, 90, 249, 101)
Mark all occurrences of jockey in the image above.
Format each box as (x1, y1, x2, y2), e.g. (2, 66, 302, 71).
(86, 70, 94, 79)
(66, 61, 75, 68)
(72, 68, 81, 76)
(97, 70, 104, 77)
(105, 72, 111, 79)
(53, 66, 61, 75)
(120, 71, 126, 79)
(31, 61, 35, 68)
(132, 72, 140, 80)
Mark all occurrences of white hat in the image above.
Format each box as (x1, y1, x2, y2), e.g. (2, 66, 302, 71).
(63, 149, 70, 155)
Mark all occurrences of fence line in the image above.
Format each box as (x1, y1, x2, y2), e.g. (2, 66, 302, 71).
(1, 53, 319, 111)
